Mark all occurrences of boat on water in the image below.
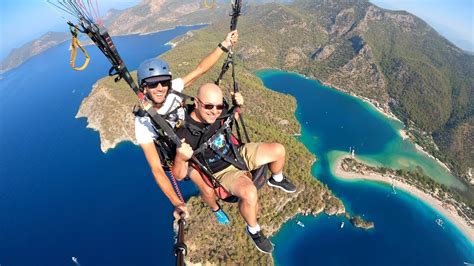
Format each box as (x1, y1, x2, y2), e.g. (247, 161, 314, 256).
(72, 257, 79, 264)
(391, 183, 397, 194)
(340, 222, 345, 228)
(436, 218, 444, 227)
(296, 220, 305, 228)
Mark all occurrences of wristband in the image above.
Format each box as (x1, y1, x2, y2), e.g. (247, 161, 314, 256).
(218, 42, 229, 53)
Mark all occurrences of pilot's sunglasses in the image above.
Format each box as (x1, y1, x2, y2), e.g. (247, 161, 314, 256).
(143, 80, 171, 89)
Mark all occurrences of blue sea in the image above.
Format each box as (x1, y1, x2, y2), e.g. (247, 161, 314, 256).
(256, 70, 474, 265)
(0, 27, 472, 266)
(0, 25, 204, 266)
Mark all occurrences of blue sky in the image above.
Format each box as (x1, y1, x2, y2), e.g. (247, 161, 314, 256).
(0, 0, 140, 61)
(371, 0, 473, 51)
(0, 0, 473, 61)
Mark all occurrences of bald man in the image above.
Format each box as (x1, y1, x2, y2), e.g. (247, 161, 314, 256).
(172, 83, 296, 254)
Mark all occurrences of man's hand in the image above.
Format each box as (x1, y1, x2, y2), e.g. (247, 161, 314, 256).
(173, 203, 189, 220)
(176, 139, 193, 161)
(221, 30, 239, 49)
(231, 92, 244, 106)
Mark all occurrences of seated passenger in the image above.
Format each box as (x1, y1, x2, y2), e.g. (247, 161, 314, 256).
(172, 83, 297, 253)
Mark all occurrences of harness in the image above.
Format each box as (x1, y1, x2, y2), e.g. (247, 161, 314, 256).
(181, 104, 268, 202)
(134, 89, 194, 170)
(186, 107, 247, 171)
(134, 92, 199, 225)
(197, 0, 269, 201)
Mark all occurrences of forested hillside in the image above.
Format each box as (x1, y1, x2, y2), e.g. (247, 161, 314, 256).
(228, 0, 473, 181)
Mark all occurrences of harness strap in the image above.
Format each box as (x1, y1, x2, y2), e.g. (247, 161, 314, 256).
(190, 108, 248, 171)
(191, 156, 221, 189)
(69, 26, 90, 71)
(191, 109, 235, 156)
(160, 89, 193, 122)
(223, 123, 248, 171)
(214, 0, 250, 143)
(210, 145, 247, 171)
(168, 89, 194, 102)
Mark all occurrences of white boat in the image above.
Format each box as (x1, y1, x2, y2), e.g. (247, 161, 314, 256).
(436, 218, 444, 227)
(340, 222, 345, 228)
(296, 220, 305, 228)
(72, 257, 78, 263)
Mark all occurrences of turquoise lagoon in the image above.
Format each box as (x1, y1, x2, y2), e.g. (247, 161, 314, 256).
(257, 69, 473, 265)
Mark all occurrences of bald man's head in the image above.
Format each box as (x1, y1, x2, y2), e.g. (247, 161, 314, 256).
(197, 83, 223, 101)
(193, 83, 225, 124)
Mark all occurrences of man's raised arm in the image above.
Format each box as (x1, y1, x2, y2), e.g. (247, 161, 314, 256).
(181, 30, 238, 87)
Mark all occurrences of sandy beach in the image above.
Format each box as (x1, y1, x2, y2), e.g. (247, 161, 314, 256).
(333, 155, 474, 243)
(398, 129, 409, 140)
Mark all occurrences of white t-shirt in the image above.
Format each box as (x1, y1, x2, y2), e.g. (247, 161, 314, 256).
(135, 78, 186, 144)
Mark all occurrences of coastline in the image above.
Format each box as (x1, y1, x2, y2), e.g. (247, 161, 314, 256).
(320, 81, 453, 173)
(139, 23, 208, 37)
(3, 24, 207, 74)
(260, 70, 454, 177)
(333, 155, 474, 243)
(320, 81, 402, 123)
(413, 143, 452, 172)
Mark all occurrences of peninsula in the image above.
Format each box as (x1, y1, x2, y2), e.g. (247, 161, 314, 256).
(0, 31, 69, 73)
(334, 155, 474, 243)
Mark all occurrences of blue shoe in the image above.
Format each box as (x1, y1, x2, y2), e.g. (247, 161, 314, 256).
(213, 208, 230, 225)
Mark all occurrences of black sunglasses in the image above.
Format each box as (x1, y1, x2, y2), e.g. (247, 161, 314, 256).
(197, 98, 224, 110)
(143, 80, 171, 89)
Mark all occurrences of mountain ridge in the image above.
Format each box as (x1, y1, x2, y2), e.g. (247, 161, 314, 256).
(229, 0, 473, 183)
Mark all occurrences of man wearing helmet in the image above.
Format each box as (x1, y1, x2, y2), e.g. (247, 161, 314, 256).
(135, 30, 238, 223)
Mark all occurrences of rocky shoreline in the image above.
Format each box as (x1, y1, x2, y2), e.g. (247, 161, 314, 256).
(75, 81, 138, 153)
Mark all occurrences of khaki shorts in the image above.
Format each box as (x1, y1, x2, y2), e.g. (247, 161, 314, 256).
(213, 142, 262, 193)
